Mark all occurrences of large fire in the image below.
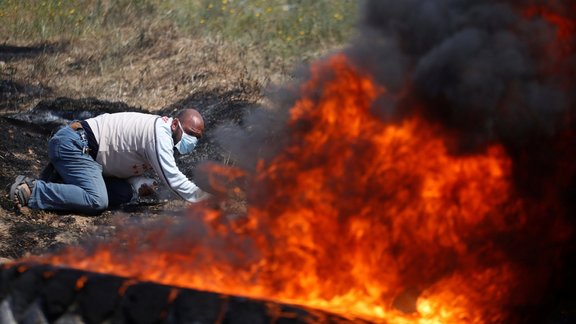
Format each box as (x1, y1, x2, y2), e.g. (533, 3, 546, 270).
(18, 1, 576, 323)
(26, 53, 571, 323)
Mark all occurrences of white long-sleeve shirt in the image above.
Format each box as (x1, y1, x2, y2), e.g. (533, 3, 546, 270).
(85, 112, 208, 202)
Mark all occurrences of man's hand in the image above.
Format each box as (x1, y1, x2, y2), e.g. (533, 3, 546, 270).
(128, 176, 159, 198)
(138, 182, 158, 197)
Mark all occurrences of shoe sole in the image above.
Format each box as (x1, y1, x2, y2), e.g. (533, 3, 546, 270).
(9, 175, 27, 209)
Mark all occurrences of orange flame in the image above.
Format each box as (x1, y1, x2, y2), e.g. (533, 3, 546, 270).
(36, 54, 572, 323)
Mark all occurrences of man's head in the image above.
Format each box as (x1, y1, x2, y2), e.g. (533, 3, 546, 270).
(172, 108, 204, 154)
(172, 108, 204, 140)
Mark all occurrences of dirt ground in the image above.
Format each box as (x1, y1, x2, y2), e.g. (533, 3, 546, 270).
(0, 31, 271, 263)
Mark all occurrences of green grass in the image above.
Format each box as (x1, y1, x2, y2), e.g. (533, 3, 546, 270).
(166, 0, 357, 57)
(0, 0, 357, 61)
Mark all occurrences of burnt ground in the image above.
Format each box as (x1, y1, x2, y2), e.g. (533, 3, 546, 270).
(0, 42, 262, 262)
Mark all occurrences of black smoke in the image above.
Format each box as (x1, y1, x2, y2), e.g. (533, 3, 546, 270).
(353, 0, 573, 152)
(217, 0, 575, 165)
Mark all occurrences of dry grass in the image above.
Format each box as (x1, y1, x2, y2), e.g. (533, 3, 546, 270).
(0, 0, 357, 110)
(3, 23, 287, 110)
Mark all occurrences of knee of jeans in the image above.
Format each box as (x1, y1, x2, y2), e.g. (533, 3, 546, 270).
(90, 194, 109, 212)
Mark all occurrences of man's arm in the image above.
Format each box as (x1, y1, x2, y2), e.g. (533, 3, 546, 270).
(149, 117, 210, 202)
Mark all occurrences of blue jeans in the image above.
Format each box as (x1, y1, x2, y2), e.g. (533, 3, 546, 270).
(28, 126, 109, 215)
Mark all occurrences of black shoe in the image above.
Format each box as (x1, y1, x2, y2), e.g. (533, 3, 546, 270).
(9, 175, 35, 210)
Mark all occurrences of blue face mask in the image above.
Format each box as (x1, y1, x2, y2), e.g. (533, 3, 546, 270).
(175, 121, 198, 154)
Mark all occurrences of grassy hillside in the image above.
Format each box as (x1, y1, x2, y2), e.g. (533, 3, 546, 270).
(0, 0, 358, 109)
(0, 0, 358, 72)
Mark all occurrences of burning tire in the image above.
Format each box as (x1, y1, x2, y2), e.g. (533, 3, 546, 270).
(0, 263, 367, 324)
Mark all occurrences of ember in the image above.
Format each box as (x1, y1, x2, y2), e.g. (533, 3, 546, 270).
(14, 1, 576, 323)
